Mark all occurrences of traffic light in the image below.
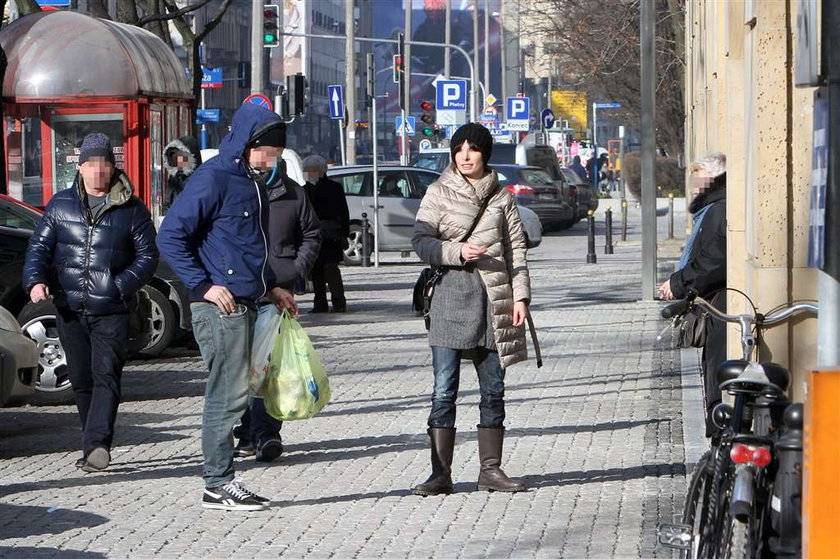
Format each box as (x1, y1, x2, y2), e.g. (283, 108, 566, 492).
(419, 100, 435, 137)
(392, 54, 403, 84)
(263, 4, 280, 48)
(286, 73, 307, 116)
(237, 61, 250, 88)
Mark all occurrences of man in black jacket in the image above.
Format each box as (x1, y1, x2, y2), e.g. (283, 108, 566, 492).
(303, 155, 350, 313)
(23, 133, 158, 472)
(234, 139, 321, 462)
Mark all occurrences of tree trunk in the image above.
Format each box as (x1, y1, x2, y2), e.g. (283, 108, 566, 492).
(115, 0, 138, 24)
(85, 0, 111, 19)
(13, 0, 42, 17)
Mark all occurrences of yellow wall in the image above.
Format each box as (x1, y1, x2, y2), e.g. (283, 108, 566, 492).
(686, 0, 818, 399)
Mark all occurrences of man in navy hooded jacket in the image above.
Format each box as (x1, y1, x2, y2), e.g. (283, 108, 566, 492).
(157, 104, 297, 511)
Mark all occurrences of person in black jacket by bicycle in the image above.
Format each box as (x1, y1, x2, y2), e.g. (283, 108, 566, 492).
(23, 132, 159, 472)
(659, 152, 727, 437)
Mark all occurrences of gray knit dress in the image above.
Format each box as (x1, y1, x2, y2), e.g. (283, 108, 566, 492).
(428, 265, 496, 350)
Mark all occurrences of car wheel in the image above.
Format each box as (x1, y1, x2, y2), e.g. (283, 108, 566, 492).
(139, 285, 176, 357)
(343, 224, 372, 266)
(17, 301, 74, 405)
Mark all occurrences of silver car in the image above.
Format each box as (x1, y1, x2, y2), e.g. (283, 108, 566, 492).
(0, 305, 38, 407)
(327, 166, 542, 264)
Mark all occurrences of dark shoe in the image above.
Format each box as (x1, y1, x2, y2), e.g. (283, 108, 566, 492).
(476, 426, 526, 493)
(412, 427, 456, 496)
(255, 437, 283, 462)
(74, 457, 84, 469)
(331, 306, 346, 313)
(81, 447, 110, 473)
(232, 477, 270, 504)
(234, 439, 256, 458)
(202, 481, 268, 511)
(309, 307, 329, 314)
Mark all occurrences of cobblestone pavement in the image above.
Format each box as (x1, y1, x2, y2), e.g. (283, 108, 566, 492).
(0, 208, 691, 558)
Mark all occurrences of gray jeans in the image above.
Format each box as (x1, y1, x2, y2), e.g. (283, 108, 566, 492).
(191, 302, 256, 488)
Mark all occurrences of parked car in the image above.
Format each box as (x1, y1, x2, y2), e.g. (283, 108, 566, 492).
(493, 164, 575, 230)
(0, 193, 42, 229)
(327, 165, 543, 263)
(0, 223, 153, 405)
(412, 148, 451, 173)
(0, 304, 38, 407)
(560, 167, 599, 220)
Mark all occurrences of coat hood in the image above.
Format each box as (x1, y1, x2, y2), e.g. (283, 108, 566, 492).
(439, 166, 499, 202)
(164, 136, 202, 177)
(217, 103, 284, 171)
(74, 168, 135, 207)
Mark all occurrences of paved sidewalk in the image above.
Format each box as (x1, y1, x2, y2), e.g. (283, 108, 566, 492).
(0, 214, 691, 558)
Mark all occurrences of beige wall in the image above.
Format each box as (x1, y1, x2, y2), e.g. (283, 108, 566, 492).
(686, 0, 818, 400)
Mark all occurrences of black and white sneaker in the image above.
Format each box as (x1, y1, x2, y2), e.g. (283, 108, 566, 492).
(232, 478, 270, 505)
(202, 481, 269, 511)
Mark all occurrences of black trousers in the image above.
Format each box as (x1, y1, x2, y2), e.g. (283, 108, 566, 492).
(55, 309, 129, 456)
(701, 291, 727, 436)
(312, 260, 345, 310)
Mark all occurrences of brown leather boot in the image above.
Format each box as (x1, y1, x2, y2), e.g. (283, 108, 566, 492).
(476, 426, 526, 492)
(412, 427, 456, 496)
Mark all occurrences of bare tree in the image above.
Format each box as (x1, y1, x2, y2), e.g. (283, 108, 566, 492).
(524, 0, 685, 156)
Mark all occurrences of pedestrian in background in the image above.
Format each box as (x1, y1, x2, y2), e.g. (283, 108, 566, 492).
(411, 123, 533, 496)
(303, 155, 350, 313)
(659, 152, 727, 437)
(569, 155, 588, 182)
(233, 127, 321, 462)
(23, 132, 158, 473)
(162, 136, 202, 212)
(157, 104, 298, 511)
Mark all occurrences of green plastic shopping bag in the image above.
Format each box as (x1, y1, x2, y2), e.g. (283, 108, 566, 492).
(264, 309, 331, 420)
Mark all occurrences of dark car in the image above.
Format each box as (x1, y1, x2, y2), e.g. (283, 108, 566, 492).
(493, 164, 575, 230)
(560, 168, 599, 220)
(0, 220, 154, 405)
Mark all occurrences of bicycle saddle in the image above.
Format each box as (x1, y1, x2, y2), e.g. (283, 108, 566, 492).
(718, 360, 790, 394)
(715, 360, 749, 386)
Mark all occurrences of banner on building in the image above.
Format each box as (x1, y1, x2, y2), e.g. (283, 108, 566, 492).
(551, 91, 588, 136)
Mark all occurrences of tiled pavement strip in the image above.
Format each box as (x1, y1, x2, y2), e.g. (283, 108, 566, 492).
(0, 200, 697, 558)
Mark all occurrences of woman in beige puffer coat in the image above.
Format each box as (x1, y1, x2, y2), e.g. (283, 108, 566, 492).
(411, 123, 532, 496)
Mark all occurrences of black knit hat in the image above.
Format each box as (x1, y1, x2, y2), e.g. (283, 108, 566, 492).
(248, 121, 287, 148)
(450, 123, 493, 164)
(78, 133, 115, 165)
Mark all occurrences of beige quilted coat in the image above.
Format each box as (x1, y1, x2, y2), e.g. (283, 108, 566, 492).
(412, 166, 531, 368)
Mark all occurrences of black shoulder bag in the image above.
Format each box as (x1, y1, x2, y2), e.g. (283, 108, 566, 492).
(416, 186, 500, 330)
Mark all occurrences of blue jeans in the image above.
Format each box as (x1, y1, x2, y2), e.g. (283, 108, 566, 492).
(55, 309, 129, 457)
(191, 302, 256, 488)
(428, 346, 505, 428)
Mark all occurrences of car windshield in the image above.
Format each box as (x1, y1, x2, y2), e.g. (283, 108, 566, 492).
(519, 169, 554, 185)
(0, 198, 41, 230)
(561, 168, 585, 185)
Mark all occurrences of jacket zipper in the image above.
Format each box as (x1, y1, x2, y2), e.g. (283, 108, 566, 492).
(255, 180, 269, 299)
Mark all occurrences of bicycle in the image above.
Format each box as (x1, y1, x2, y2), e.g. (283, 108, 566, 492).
(656, 293, 817, 558)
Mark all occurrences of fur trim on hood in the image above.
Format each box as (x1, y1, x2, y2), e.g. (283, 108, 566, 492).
(164, 136, 202, 177)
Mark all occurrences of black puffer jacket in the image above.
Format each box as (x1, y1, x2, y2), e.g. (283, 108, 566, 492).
(23, 171, 159, 315)
(265, 175, 321, 289)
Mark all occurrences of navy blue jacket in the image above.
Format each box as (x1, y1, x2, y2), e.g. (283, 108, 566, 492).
(156, 104, 281, 303)
(23, 171, 158, 315)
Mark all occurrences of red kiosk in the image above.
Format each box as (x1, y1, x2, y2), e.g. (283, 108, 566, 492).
(0, 10, 193, 223)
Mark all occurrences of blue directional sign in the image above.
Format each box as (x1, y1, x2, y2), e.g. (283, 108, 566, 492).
(201, 67, 223, 89)
(328, 85, 345, 120)
(540, 108, 555, 129)
(196, 109, 221, 124)
(506, 97, 530, 131)
(395, 116, 416, 137)
(436, 80, 467, 110)
(594, 102, 622, 109)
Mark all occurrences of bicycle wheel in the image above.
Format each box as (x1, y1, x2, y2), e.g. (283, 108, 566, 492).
(715, 476, 756, 559)
(681, 451, 714, 559)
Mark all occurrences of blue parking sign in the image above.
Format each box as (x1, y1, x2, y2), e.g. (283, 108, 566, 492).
(436, 80, 467, 110)
(507, 97, 530, 120)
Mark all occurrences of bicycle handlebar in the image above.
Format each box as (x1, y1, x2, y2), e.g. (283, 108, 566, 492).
(661, 299, 691, 319)
(665, 295, 818, 328)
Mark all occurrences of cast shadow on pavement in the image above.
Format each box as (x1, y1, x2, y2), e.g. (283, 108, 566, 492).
(120, 369, 208, 402)
(0, 503, 108, 540)
(0, 548, 105, 558)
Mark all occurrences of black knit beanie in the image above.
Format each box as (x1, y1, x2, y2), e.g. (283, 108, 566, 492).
(248, 121, 287, 148)
(78, 133, 115, 165)
(450, 123, 493, 165)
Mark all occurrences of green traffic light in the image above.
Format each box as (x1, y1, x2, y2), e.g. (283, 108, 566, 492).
(264, 33, 276, 44)
(421, 127, 434, 137)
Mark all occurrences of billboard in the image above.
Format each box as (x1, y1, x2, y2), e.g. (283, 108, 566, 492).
(551, 90, 588, 136)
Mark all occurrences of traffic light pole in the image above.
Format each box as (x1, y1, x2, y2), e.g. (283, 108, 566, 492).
(275, 31, 479, 122)
(250, 0, 264, 95)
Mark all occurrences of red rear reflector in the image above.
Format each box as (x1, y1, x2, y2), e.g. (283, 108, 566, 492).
(730, 444, 772, 467)
(730, 444, 752, 464)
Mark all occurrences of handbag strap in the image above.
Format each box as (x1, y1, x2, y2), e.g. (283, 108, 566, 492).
(459, 184, 501, 243)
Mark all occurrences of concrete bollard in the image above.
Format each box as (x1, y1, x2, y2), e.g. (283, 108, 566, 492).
(605, 206, 614, 255)
(586, 210, 597, 264)
(668, 194, 675, 240)
(621, 199, 628, 242)
(361, 212, 371, 267)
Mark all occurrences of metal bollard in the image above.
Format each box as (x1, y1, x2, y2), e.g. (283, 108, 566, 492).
(621, 199, 628, 241)
(604, 206, 614, 254)
(360, 212, 371, 267)
(586, 210, 597, 264)
(668, 193, 674, 239)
